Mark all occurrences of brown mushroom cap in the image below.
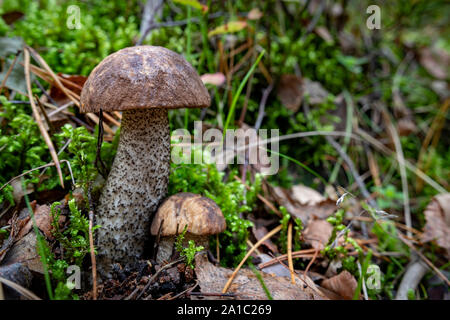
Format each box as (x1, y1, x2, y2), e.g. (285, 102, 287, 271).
(151, 192, 226, 237)
(80, 46, 210, 113)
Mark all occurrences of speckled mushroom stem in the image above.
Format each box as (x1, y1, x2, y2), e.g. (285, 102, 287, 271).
(96, 108, 170, 278)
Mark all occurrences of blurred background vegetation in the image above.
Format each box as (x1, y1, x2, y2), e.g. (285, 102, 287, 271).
(0, 0, 448, 300)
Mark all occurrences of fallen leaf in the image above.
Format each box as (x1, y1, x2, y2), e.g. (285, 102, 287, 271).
(291, 185, 326, 206)
(0, 37, 24, 57)
(252, 226, 278, 253)
(277, 74, 303, 112)
(208, 21, 247, 37)
(271, 185, 336, 224)
(173, 0, 208, 12)
(258, 253, 291, 278)
(194, 254, 326, 300)
(0, 53, 30, 94)
(422, 193, 450, 258)
(16, 204, 63, 241)
(397, 117, 417, 136)
(49, 74, 87, 106)
(303, 219, 333, 250)
(321, 270, 357, 300)
(2, 232, 44, 274)
(200, 72, 225, 86)
(1, 11, 24, 25)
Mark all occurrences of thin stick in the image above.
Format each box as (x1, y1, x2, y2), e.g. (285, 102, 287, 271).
(168, 281, 198, 300)
(102, 111, 121, 127)
(304, 249, 319, 276)
(88, 210, 97, 300)
(25, 46, 80, 107)
(287, 222, 295, 284)
(380, 107, 411, 237)
(35, 94, 55, 134)
(398, 234, 450, 286)
(222, 224, 283, 293)
(0, 160, 74, 192)
(24, 48, 64, 188)
(259, 249, 317, 269)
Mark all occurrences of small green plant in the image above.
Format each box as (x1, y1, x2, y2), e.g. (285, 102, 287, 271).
(278, 206, 303, 253)
(42, 198, 100, 299)
(56, 124, 118, 195)
(175, 225, 204, 269)
(0, 97, 52, 205)
(322, 209, 362, 274)
(372, 184, 404, 210)
(169, 148, 261, 267)
(51, 199, 99, 265)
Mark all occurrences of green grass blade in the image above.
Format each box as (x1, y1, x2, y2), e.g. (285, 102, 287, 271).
(223, 50, 265, 136)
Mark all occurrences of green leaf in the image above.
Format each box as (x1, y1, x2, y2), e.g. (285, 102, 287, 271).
(173, 0, 207, 11)
(208, 21, 247, 37)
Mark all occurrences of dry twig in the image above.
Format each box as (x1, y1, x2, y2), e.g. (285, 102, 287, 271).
(89, 210, 97, 300)
(287, 222, 295, 284)
(24, 48, 64, 187)
(222, 224, 283, 293)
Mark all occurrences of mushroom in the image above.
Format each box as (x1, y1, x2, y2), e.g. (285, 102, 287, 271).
(80, 46, 210, 278)
(150, 192, 226, 264)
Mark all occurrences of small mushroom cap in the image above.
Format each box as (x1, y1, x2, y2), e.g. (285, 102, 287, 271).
(151, 192, 226, 237)
(80, 46, 210, 113)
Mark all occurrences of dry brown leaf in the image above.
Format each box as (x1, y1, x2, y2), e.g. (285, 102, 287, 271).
(252, 226, 278, 253)
(303, 219, 333, 250)
(2, 232, 44, 274)
(1, 11, 24, 25)
(422, 193, 450, 258)
(194, 255, 326, 300)
(277, 74, 303, 112)
(16, 204, 56, 240)
(321, 270, 357, 300)
(397, 117, 417, 136)
(290, 185, 325, 205)
(49, 74, 87, 106)
(271, 185, 336, 224)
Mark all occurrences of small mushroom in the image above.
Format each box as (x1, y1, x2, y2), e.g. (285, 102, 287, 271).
(150, 192, 226, 264)
(80, 46, 210, 278)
